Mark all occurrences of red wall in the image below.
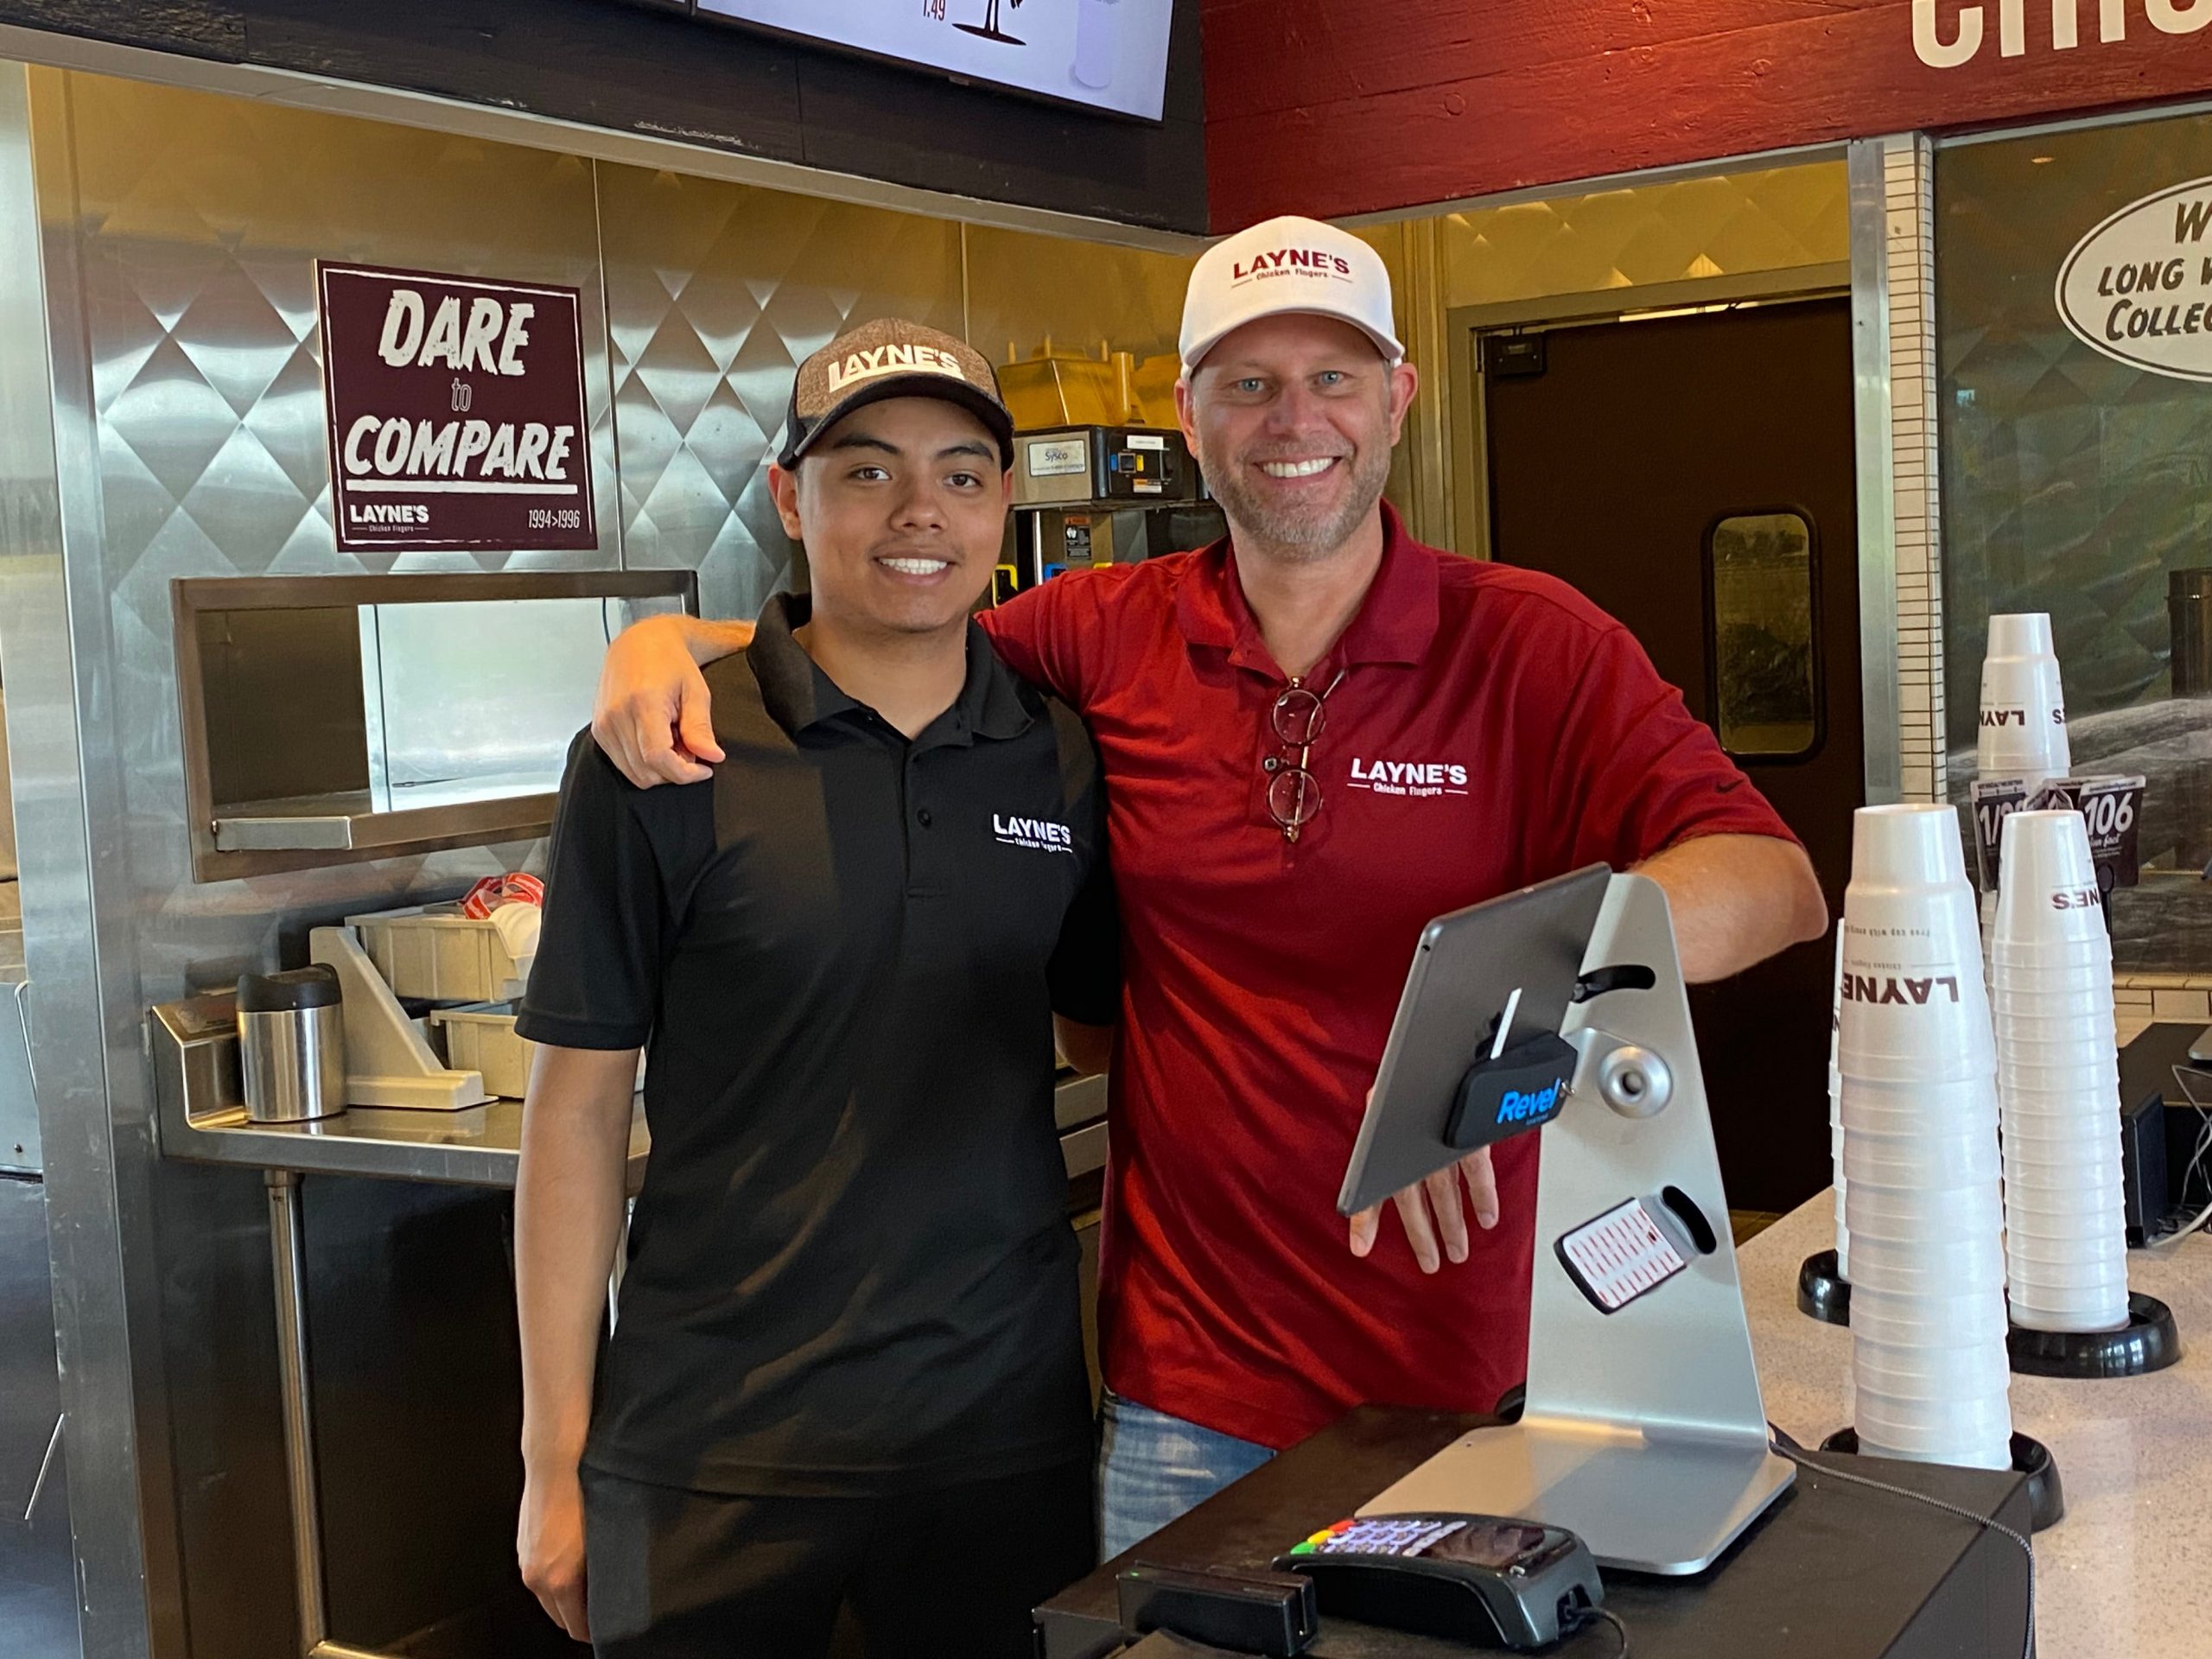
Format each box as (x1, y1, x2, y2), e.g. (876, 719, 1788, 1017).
(1200, 1, 2212, 230)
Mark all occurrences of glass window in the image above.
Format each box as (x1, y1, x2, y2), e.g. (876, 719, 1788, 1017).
(1707, 512, 1820, 759)
(1936, 114, 2212, 976)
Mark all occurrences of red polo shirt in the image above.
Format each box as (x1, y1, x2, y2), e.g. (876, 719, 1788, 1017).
(978, 505, 1794, 1448)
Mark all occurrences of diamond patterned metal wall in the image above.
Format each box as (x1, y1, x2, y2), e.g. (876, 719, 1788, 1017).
(35, 64, 623, 1659)
(1440, 164, 1850, 309)
(54, 68, 617, 988)
(1936, 114, 2212, 972)
(598, 166, 964, 623)
(965, 223, 1194, 369)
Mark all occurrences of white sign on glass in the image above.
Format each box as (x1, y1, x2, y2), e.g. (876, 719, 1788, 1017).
(2056, 175, 2212, 381)
(700, 0, 1173, 122)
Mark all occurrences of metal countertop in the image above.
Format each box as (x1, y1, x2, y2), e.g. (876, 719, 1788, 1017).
(152, 988, 1109, 1191)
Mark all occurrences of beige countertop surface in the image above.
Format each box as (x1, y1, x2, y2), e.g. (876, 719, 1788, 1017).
(1740, 1197, 2210, 1659)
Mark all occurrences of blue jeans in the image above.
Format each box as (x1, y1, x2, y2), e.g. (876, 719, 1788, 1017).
(1096, 1389, 1275, 1561)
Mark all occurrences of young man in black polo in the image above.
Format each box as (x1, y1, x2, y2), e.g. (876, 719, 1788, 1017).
(512, 319, 1116, 1659)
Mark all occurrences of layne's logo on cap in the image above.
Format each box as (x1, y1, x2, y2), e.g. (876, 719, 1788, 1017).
(825, 340, 972, 393)
(1181, 215, 1406, 373)
(779, 317, 1013, 471)
(1230, 246, 1357, 285)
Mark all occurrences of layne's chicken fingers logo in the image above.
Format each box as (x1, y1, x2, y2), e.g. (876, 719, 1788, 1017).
(1230, 246, 1357, 285)
(993, 813, 1075, 855)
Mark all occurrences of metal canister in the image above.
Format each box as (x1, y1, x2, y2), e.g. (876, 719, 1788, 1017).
(2171, 569, 2212, 698)
(236, 965, 346, 1123)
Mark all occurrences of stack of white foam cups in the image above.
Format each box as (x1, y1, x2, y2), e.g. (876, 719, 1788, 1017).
(1977, 613, 2072, 961)
(1993, 809, 2131, 1333)
(1839, 804, 2014, 1471)
(1978, 612, 2071, 790)
(1829, 935, 1848, 1280)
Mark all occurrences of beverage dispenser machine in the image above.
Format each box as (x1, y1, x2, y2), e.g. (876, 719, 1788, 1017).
(1003, 425, 1224, 600)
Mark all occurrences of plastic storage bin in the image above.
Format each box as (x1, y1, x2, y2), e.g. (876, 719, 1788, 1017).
(425, 1001, 643, 1100)
(427, 1002, 537, 1098)
(347, 904, 531, 1003)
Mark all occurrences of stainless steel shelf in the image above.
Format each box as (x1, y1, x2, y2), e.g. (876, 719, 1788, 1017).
(212, 784, 556, 854)
(152, 990, 645, 1190)
(153, 990, 1109, 1189)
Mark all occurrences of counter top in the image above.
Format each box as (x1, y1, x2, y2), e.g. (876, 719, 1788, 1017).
(1039, 1402, 2028, 1658)
(164, 1096, 655, 1192)
(1740, 1196, 2212, 1659)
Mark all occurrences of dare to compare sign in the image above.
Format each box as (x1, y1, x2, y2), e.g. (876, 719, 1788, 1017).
(318, 264, 596, 553)
(2056, 177, 2212, 381)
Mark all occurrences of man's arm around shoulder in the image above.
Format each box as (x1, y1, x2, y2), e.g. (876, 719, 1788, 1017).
(591, 566, 1130, 788)
(593, 614, 751, 788)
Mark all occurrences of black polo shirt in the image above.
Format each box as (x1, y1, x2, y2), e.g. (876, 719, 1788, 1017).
(517, 593, 1117, 1497)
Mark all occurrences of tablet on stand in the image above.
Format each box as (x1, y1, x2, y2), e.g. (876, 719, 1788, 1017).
(1341, 865, 1794, 1576)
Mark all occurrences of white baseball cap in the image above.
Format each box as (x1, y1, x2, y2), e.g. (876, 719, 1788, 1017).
(1179, 215, 1405, 374)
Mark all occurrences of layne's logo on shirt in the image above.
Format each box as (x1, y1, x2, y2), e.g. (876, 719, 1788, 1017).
(826, 342, 969, 392)
(993, 814, 1076, 855)
(1347, 757, 1470, 798)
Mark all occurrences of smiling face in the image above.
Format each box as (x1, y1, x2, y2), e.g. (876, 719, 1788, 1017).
(769, 395, 1010, 641)
(1177, 312, 1418, 563)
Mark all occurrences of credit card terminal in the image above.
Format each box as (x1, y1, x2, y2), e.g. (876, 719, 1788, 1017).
(1272, 1513, 1604, 1649)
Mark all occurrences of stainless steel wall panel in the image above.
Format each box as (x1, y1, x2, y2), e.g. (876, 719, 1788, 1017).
(963, 223, 1193, 368)
(14, 66, 627, 1659)
(597, 165, 963, 621)
(1, 63, 170, 1659)
(53, 70, 614, 1005)
(0, 1173, 75, 1656)
(1435, 164, 1851, 310)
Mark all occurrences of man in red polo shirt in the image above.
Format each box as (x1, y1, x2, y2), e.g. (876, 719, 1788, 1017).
(588, 217, 1829, 1557)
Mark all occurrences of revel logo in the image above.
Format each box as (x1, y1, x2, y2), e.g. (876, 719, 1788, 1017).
(994, 813, 1075, 855)
(1496, 1078, 1567, 1126)
(1230, 248, 1356, 286)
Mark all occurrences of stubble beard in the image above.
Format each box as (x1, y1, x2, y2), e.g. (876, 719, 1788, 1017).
(1201, 436, 1393, 565)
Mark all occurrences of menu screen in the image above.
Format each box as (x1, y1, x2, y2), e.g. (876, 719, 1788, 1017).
(697, 1, 1175, 121)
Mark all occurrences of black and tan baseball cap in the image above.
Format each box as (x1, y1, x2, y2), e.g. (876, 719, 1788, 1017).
(777, 317, 1014, 470)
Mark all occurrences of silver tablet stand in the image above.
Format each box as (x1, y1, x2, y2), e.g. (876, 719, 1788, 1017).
(1360, 871, 1795, 1575)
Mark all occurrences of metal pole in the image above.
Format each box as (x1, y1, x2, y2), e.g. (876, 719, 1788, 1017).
(266, 1170, 327, 1657)
(267, 1170, 399, 1659)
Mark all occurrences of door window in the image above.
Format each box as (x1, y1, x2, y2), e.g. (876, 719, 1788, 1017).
(1706, 512, 1821, 760)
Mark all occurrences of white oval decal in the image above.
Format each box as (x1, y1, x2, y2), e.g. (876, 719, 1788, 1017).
(2056, 176, 2212, 381)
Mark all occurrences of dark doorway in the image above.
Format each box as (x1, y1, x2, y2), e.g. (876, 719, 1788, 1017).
(1482, 297, 1862, 1213)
